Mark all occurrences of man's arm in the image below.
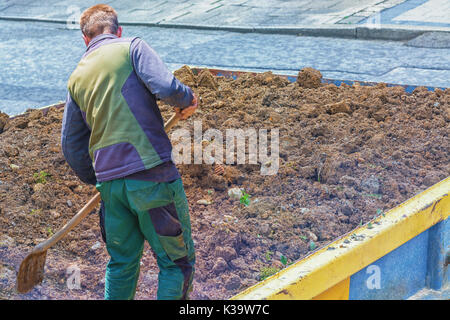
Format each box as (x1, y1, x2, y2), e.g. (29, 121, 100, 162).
(130, 38, 194, 108)
(61, 92, 96, 185)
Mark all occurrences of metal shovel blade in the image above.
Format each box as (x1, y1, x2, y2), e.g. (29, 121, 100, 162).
(16, 250, 47, 294)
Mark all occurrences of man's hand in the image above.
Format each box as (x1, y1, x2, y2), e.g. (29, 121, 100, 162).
(175, 94, 198, 120)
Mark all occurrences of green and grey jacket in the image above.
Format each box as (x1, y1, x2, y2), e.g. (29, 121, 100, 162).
(61, 34, 193, 183)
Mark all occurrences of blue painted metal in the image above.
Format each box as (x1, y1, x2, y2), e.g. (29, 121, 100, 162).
(321, 78, 445, 93)
(348, 218, 449, 300)
(349, 229, 428, 299)
(203, 68, 447, 93)
(426, 218, 449, 290)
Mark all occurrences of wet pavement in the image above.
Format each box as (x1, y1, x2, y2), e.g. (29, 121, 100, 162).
(0, 1, 449, 115)
(0, 0, 406, 27)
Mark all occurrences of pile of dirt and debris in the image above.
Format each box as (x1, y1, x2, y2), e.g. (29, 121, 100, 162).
(0, 66, 448, 300)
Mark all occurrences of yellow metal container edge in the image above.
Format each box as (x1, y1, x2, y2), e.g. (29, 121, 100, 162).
(232, 177, 450, 300)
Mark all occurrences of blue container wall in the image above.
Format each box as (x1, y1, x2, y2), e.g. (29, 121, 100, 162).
(349, 218, 449, 300)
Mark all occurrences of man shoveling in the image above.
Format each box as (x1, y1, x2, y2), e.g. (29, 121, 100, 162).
(61, 4, 197, 300)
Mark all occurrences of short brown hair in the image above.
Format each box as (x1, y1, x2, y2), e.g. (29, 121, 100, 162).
(80, 4, 119, 38)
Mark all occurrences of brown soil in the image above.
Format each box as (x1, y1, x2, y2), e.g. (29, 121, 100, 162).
(196, 69, 219, 90)
(297, 67, 323, 89)
(174, 65, 196, 88)
(1, 66, 449, 300)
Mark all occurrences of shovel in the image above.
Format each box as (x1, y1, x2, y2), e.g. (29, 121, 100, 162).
(16, 112, 182, 293)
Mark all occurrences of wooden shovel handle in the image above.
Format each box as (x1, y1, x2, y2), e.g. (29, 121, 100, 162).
(34, 193, 101, 253)
(33, 113, 182, 254)
(164, 112, 182, 132)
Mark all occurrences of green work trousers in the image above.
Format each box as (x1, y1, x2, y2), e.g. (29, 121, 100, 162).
(96, 178, 195, 300)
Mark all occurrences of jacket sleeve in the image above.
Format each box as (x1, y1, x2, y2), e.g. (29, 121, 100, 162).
(61, 92, 97, 185)
(130, 37, 194, 108)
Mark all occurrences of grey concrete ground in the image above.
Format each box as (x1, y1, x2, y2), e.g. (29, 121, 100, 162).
(0, 1, 449, 115)
(1, 19, 449, 116)
(360, 0, 450, 27)
(0, 0, 407, 26)
(1, 0, 449, 40)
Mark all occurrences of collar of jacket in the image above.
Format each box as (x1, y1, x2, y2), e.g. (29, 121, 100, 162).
(86, 33, 119, 52)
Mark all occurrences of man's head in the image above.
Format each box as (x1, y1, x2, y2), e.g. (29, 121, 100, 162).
(80, 4, 122, 46)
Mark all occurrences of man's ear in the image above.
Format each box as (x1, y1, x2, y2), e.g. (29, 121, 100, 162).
(116, 26, 123, 38)
(82, 33, 91, 47)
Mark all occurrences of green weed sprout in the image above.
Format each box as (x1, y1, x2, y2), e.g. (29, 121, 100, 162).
(33, 171, 50, 184)
(265, 251, 273, 262)
(260, 267, 280, 281)
(240, 190, 251, 207)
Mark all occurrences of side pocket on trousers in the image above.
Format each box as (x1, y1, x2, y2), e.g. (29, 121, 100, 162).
(158, 233, 188, 262)
(148, 202, 188, 262)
